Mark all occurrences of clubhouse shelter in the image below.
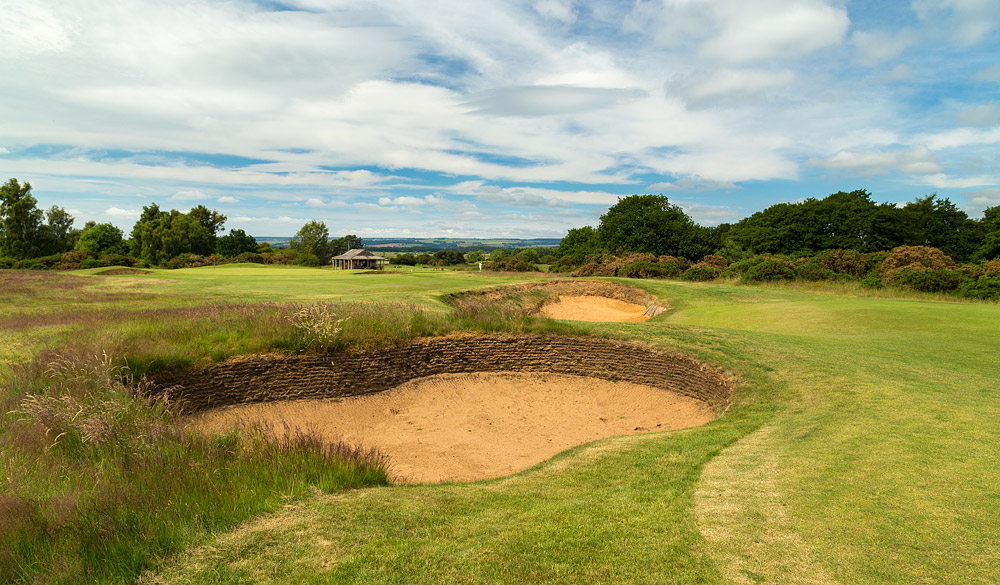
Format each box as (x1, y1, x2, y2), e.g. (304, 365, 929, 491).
(331, 248, 387, 270)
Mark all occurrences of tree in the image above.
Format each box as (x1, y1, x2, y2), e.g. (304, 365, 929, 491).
(433, 250, 465, 265)
(596, 194, 701, 258)
(185, 205, 227, 256)
(76, 222, 125, 255)
(0, 178, 44, 259)
(216, 228, 258, 257)
(556, 226, 601, 267)
(982, 206, 1000, 234)
(900, 195, 982, 262)
(329, 234, 363, 257)
(290, 221, 332, 264)
(38, 206, 77, 255)
(130, 204, 228, 265)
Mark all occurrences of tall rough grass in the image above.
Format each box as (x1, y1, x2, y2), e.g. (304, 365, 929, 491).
(1, 342, 390, 584)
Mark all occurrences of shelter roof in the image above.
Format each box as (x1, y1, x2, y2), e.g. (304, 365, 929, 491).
(331, 248, 384, 260)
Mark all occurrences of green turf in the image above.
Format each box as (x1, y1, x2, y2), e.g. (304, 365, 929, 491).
(3, 267, 998, 584)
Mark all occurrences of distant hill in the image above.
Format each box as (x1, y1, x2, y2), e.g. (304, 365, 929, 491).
(254, 237, 561, 252)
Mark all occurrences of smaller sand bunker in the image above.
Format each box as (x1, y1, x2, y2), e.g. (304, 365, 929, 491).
(540, 295, 652, 322)
(190, 372, 713, 484)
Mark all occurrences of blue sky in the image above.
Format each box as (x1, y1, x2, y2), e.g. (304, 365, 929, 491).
(1, 0, 998, 238)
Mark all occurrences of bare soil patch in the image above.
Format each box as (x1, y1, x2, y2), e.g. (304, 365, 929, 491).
(189, 372, 714, 483)
(540, 295, 651, 322)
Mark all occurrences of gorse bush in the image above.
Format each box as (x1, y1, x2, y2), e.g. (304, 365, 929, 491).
(681, 265, 719, 281)
(741, 258, 796, 282)
(795, 261, 836, 282)
(887, 267, 963, 292)
(814, 249, 884, 278)
(881, 245, 955, 275)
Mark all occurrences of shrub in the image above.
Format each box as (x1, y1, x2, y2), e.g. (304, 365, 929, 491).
(55, 250, 90, 270)
(795, 261, 835, 281)
(814, 249, 881, 278)
(887, 266, 962, 292)
(31, 254, 62, 269)
(980, 259, 1000, 278)
(80, 258, 100, 269)
(742, 258, 796, 282)
(881, 246, 955, 275)
(658, 256, 690, 275)
(261, 252, 296, 265)
(681, 265, 718, 281)
(99, 253, 135, 267)
(572, 262, 608, 277)
(860, 271, 885, 289)
(958, 276, 1000, 300)
(699, 254, 729, 270)
(487, 257, 537, 272)
(166, 254, 213, 269)
(0, 256, 17, 269)
(292, 253, 320, 267)
(620, 260, 672, 279)
(234, 252, 265, 264)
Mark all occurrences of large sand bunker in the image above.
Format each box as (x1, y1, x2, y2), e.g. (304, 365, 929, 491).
(190, 372, 714, 483)
(540, 295, 651, 322)
(157, 335, 732, 483)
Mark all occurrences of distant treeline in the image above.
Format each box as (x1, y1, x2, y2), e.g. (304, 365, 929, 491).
(0, 179, 362, 269)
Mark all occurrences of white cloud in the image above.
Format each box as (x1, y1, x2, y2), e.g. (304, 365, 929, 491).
(447, 181, 618, 206)
(921, 173, 996, 189)
(170, 189, 210, 201)
(674, 68, 796, 108)
(699, 1, 849, 63)
(305, 198, 349, 208)
(808, 146, 943, 175)
(851, 29, 917, 66)
(0, 3, 72, 57)
(883, 64, 913, 82)
(674, 200, 742, 225)
(955, 105, 1000, 127)
(104, 206, 139, 218)
(965, 188, 1000, 206)
(913, 0, 1000, 44)
(467, 85, 646, 117)
(377, 195, 445, 206)
(217, 195, 240, 203)
(533, 0, 576, 24)
(918, 127, 1000, 150)
(649, 178, 740, 192)
(977, 63, 1000, 83)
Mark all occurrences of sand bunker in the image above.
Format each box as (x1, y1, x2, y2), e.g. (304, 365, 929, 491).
(540, 295, 651, 322)
(189, 372, 714, 484)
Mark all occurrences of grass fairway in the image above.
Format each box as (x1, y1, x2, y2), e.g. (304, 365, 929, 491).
(3, 266, 998, 584)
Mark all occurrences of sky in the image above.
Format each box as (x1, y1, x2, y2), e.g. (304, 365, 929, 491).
(1, 0, 999, 239)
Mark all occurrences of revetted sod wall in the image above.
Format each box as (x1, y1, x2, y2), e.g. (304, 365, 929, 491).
(156, 335, 732, 413)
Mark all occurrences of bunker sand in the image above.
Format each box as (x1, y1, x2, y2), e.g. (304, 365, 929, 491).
(190, 372, 713, 484)
(540, 295, 651, 322)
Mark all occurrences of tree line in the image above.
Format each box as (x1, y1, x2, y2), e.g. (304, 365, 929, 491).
(0, 179, 363, 269)
(554, 190, 999, 270)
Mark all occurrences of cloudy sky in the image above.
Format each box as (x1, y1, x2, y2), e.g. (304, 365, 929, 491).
(1, 0, 998, 238)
